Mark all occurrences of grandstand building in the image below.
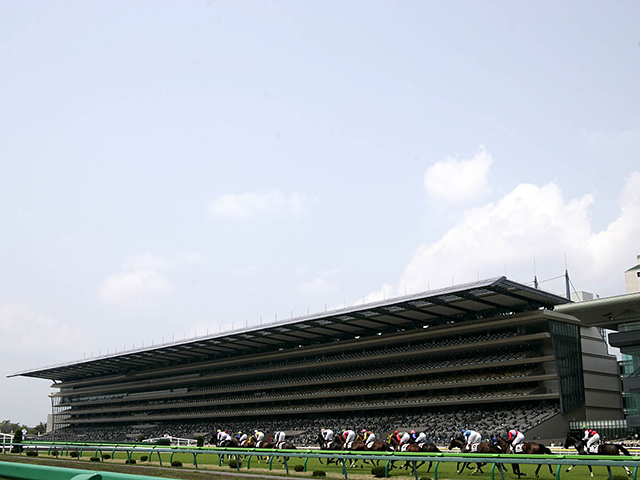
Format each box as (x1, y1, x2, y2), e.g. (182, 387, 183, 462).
(10, 277, 624, 442)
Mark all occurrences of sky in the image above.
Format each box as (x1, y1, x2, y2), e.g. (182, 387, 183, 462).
(1, 0, 639, 426)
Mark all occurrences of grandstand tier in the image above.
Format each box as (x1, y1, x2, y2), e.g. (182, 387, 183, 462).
(11, 277, 623, 442)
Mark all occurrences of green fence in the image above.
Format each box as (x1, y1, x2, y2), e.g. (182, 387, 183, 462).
(4, 442, 640, 480)
(0, 461, 177, 480)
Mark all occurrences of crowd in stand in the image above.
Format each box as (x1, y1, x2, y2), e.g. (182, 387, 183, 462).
(41, 402, 560, 445)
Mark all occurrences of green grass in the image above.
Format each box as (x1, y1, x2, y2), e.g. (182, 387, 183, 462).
(2, 451, 636, 480)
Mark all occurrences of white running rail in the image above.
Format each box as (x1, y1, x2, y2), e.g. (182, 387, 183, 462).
(1, 433, 13, 452)
(141, 435, 197, 446)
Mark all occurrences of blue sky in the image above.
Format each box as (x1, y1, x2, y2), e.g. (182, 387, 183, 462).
(1, 1, 639, 425)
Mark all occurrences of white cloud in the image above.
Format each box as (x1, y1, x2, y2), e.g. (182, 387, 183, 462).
(363, 171, 640, 301)
(208, 190, 317, 220)
(121, 251, 205, 271)
(357, 284, 395, 305)
(0, 303, 86, 353)
(581, 123, 640, 148)
(400, 173, 640, 297)
(424, 146, 493, 205)
(298, 277, 337, 295)
(99, 251, 204, 307)
(99, 269, 173, 306)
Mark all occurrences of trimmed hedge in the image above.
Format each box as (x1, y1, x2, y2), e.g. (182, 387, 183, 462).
(70, 451, 78, 458)
(90, 457, 100, 462)
(312, 470, 327, 477)
(196, 435, 204, 447)
(372, 466, 386, 477)
(102, 454, 111, 460)
(171, 460, 183, 467)
(125, 459, 136, 464)
(26, 450, 38, 457)
(294, 464, 305, 472)
(228, 459, 241, 468)
(140, 455, 148, 462)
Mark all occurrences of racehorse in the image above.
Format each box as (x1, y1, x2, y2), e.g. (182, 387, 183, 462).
(493, 435, 555, 478)
(218, 437, 240, 448)
(564, 434, 631, 477)
(244, 435, 273, 463)
(448, 435, 503, 475)
(315, 432, 342, 465)
(387, 434, 440, 473)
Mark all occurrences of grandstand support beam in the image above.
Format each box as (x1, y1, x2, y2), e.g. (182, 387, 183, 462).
(484, 286, 546, 310)
(344, 312, 401, 329)
(369, 308, 421, 325)
(453, 292, 509, 313)
(397, 302, 449, 325)
(423, 296, 475, 314)
(307, 322, 354, 335)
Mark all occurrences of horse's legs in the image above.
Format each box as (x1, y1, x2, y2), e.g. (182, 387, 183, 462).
(512, 463, 520, 478)
(426, 461, 433, 473)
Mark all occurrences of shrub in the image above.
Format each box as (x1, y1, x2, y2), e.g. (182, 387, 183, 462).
(102, 454, 111, 460)
(90, 457, 100, 462)
(51, 448, 59, 457)
(125, 459, 136, 464)
(228, 458, 242, 468)
(12, 429, 22, 453)
(171, 460, 183, 467)
(419, 477, 433, 480)
(70, 451, 78, 458)
(196, 435, 204, 447)
(26, 450, 38, 457)
(294, 464, 305, 472)
(137, 435, 146, 442)
(372, 466, 386, 478)
(140, 455, 148, 462)
(312, 470, 327, 477)
(155, 438, 171, 446)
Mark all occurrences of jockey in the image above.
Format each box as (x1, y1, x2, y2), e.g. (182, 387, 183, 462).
(237, 431, 248, 443)
(582, 425, 600, 449)
(414, 431, 428, 444)
(399, 431, 411, 445)
(274, 430, 286, 444)
(321, 428, 334, 446)
(217, 431, 232, 445)
(343, 429, 356, 445)
(254, 430, 265, 446)
(409, 430, 418, 442)
(216, 429, 224, 443)
(462, 429, 482, 448)
(362, 429, 376, 446)
(508, 428, 525, 449)
(393, 430, 402, 443)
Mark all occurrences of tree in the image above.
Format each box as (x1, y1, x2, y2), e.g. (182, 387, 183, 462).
(0, 420, 23, 434)
(29, 423, 47, 435)
(12, 429, 23, 453)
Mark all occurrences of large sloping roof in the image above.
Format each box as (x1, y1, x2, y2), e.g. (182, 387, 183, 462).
(555, 291, 640, 330)
(9, 276, 569, 382)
